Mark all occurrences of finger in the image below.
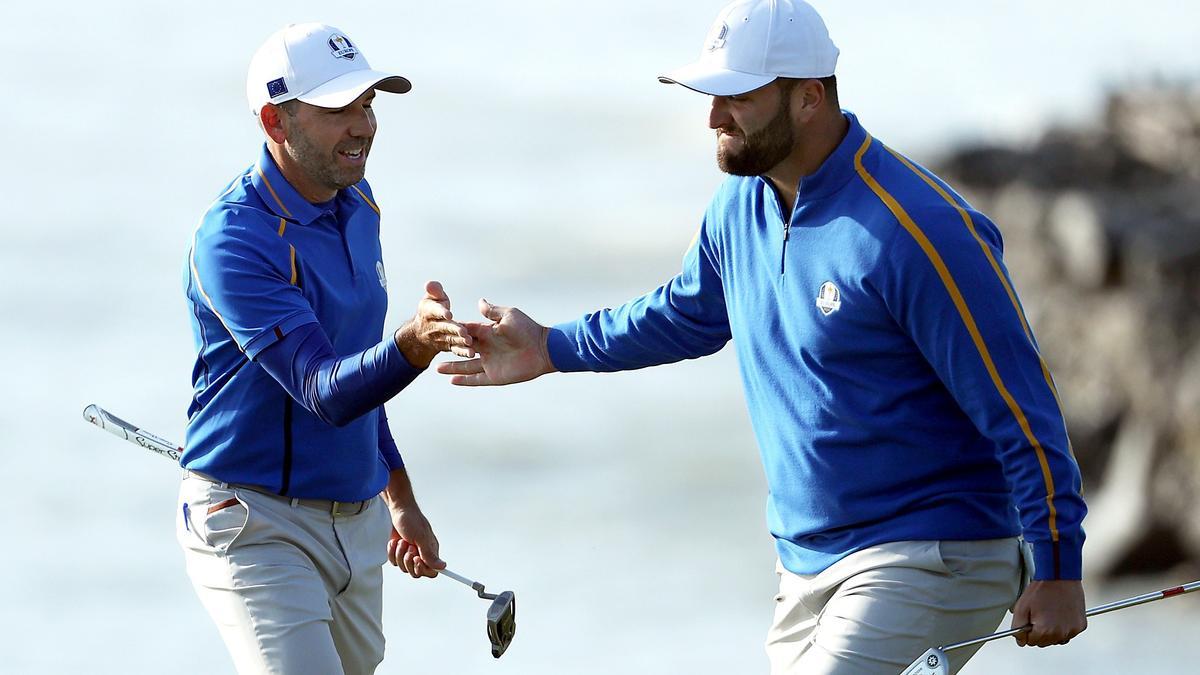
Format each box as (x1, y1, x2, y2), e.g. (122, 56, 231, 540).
(478, 298, 508, 323)
(420, 299, 453, 321)
(437, 359, 484, 376)
(1010, 609, 1031, 648)
(450, 372, 495, 387)
(432, 321, 471, 341)
(424, 280, 448, 302)
(397, 539, 413, 574)
(403, 546, 420, 579)
(451, 346, 476, 359)
(387, 538, 400, 566)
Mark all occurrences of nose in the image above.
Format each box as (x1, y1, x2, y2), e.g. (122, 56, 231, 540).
(349, 103, 376, 138)
(709, 96, 734, 130)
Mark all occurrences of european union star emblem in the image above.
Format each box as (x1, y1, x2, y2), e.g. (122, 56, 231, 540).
(266, 77, 288, 98)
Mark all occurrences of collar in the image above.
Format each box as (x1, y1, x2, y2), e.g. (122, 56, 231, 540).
(764, 110, 869, 204)
(251, 144, 337, 226)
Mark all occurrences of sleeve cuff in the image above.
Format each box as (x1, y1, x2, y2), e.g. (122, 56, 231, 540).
(244, 312, 320, 360)
(383, 334, 425, 388)
(1030, 535, 1084, 580)
(546, 322, 589, 373)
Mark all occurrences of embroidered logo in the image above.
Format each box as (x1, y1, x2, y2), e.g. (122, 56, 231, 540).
(375, 261, 387, 289)
(815, 281, 841, 315)
(705, 23, 728, 51)
(328, 34, 359, 60)
(266, 77, 289, 99)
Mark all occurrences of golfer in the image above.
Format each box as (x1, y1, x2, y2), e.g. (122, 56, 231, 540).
(179, 23, 470, 674)
(439, 1, 1087, 672)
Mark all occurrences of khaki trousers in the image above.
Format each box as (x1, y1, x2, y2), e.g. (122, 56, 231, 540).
(176, 474, 391, 675)
(766, 538, 1022, 675)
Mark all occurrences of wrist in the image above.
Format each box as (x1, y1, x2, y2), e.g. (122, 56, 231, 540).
(538, 325, 556, 376)
(394, 322, 436, 369)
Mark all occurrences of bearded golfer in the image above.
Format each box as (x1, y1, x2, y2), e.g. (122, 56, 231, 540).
(439, 1, 1087, 672)
(179, 24, 469, 674)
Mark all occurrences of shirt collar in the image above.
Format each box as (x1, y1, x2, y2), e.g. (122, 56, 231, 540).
(765, 110, 869, 204)
(250, 144, 331, 226)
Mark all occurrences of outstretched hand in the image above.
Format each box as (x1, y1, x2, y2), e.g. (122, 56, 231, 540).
(1010, 580, 1087, 647)
(394, 281, 474, 368)
(436, 298, 556, 386)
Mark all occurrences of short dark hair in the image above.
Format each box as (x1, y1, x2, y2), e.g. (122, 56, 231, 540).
(277, 99, 301, 117)
(776, 75, 839, 108)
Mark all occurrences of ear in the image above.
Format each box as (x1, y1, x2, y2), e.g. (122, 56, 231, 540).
(259, 103, 288, 144)
(789, 79, 827, 123)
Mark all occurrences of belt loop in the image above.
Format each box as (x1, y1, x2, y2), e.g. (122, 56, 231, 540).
(290, 497, 300, 508)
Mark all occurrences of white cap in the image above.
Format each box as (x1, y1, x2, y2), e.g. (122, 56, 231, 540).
(246, 23, 411, 115)
(658, 0, 839, 96)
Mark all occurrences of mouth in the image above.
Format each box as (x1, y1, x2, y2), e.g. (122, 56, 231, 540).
(338, 146, 367, 164)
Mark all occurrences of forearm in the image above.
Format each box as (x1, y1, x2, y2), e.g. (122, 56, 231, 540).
(382, 466, 421, 512)
(548, 278, 731, 373)
(257, 322, 424, 427)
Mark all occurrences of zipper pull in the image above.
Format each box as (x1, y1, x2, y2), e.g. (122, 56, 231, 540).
(783, 221, 791, 241)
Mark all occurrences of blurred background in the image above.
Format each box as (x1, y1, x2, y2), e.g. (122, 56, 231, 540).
(3, 0, 1199, 672)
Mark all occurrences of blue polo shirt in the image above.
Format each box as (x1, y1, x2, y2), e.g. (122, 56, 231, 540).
(183, 145, 416, 501)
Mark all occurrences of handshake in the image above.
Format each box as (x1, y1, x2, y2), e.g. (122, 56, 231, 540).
(393, 280, 556, 386)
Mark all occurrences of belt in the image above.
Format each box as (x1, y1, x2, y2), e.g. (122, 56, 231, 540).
(186, 470, 372, 517)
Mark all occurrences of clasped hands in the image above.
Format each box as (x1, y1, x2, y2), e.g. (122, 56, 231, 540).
(394, 280, 552, 383)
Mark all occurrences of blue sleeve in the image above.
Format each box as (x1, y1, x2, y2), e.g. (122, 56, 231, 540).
(189, 211, 317, 358)
(547, 215, 732, 372)
(254, 322, 423, 428)
(377, 406, 403, 471)
(879, 205, 1086, 580)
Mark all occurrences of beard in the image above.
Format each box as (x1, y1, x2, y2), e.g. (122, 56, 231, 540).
(285, 126, 370, 193)
(716, 96, 795, 176)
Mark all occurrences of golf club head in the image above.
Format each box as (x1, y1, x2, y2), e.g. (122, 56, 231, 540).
(485, 590, 516, 658)
(901, 647, 950, 675)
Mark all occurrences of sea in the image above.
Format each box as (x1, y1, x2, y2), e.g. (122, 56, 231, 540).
(3, 1, 1199, 672)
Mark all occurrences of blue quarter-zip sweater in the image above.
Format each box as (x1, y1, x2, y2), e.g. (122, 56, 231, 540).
(547, 112, 1085, 580)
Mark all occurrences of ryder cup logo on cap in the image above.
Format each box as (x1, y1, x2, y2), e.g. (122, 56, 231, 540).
(246, 23, 411, 115)
(659, 0, 839, 97)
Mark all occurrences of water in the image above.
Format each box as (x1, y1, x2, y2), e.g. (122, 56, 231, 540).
(3, 1, 1199, 672)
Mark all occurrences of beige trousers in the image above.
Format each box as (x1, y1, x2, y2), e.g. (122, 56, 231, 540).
(766, 538, 1022, 675)
(176, 474, 391, 675)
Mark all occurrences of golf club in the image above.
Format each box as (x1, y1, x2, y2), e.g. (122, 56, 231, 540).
(83, 403, 518, 659)
(902, 579, 1200, 674)
(439, 568, 518, 658)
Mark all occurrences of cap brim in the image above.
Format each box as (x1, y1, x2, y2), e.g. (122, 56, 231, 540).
(298, 69, 412, 108)
(657, 62, 775, 97)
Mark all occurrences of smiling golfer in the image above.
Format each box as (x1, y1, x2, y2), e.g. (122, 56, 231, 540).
(179, 23, 470, 674)
(439, 1, 1088, 672)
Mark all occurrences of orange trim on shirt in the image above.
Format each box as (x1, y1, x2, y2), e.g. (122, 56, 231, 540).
(852, 134, 1061, 542)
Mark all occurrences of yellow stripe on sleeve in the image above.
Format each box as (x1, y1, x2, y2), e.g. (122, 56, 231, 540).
(882, 147, 1069, 418)
(852, 135, 1061, 542)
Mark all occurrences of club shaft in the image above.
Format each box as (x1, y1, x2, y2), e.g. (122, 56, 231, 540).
(439, 568, 477, 588)
(943, 580, 1200, 652)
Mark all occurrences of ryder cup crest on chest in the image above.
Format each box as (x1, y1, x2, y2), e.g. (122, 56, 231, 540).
(815, 281, 841, 315)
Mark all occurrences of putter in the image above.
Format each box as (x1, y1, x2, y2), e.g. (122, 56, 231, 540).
(439, 568, 517, 658)
(902, 579, 1200, 674)
(82, 404, 519, 659)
